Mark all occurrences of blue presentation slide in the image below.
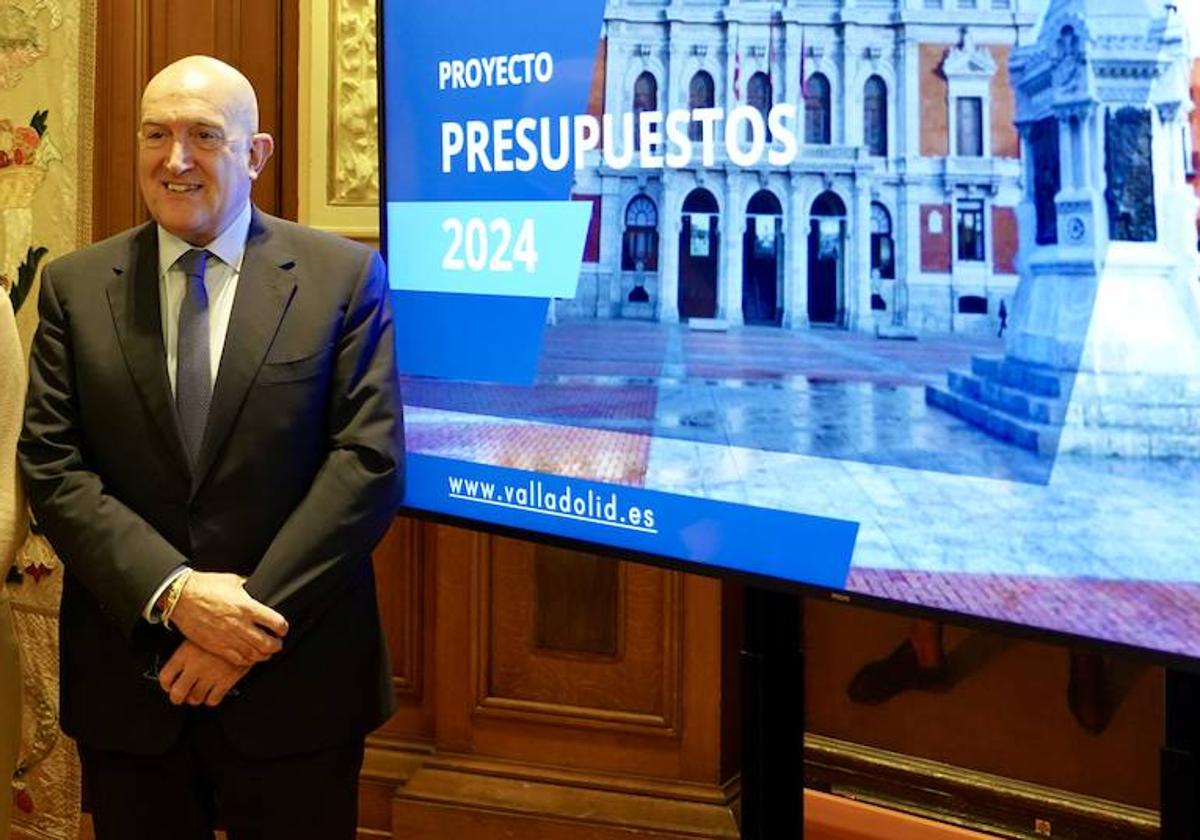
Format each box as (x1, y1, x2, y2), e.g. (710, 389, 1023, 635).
(381, 0, 1200, 661)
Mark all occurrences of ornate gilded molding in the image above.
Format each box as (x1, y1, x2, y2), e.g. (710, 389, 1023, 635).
(326, 0, 378, 207)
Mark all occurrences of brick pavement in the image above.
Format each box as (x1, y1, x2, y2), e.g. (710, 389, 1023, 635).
(847, 568, 1200, 660)
(405, 320, 1048, 482)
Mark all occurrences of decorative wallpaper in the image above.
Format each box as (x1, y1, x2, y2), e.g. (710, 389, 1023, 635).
(0, 1, 93, 837)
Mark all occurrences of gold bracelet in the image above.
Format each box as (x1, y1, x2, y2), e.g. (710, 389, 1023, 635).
(160, 570, 192, 630)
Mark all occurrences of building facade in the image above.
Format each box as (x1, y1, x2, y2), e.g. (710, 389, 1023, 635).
(566, 0, 1047, 334)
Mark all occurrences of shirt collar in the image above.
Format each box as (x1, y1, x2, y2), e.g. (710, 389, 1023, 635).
(156, 201, 254, 277)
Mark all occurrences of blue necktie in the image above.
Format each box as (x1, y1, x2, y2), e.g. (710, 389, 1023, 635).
(175, 248, 211, 465)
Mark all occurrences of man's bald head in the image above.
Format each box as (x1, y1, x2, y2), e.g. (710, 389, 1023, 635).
(142, 55, 260, 137)
(137, 55, 273, 245)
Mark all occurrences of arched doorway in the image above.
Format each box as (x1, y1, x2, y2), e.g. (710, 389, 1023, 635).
(743, 190, 783, 325)
(679, 188, 720, 320)
(807, 191, 846, 326)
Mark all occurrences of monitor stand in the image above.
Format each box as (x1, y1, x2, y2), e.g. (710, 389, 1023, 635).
(740, 585, 805, 837)
(743, 593, 1200, 839)
(1162, 667, 1200, 839)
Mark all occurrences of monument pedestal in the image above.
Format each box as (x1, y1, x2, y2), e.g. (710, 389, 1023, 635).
(928, 244, 1200, 457)
(926, 0, 1200, 459)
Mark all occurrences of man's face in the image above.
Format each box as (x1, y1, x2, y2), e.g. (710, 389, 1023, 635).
(138, 70, 271, 245)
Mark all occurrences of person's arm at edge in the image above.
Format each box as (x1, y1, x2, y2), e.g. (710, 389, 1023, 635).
(0, 284, 29, 572)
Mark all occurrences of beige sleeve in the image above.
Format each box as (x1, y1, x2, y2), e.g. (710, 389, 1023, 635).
(0, 284, 29, 577)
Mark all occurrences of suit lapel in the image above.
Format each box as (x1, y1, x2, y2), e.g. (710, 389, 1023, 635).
(191, 211, 297, 496)
(105, 224, 191, 478)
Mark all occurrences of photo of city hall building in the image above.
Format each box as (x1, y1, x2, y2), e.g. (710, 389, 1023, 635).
(567, 0, 1046, 335)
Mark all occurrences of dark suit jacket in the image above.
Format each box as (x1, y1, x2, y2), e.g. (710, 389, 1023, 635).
(19, 209, 403, 758)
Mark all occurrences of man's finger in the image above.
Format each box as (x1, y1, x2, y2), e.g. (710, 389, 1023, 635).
(220, 643, 253, 668)
(246, 627, 283, 658)
(186, 680, 212, 706)
(206, 676, 237, 707)
(158, 651, 185, 693)
(248, 601, 289, 637)
(169, 671, 198, 705)
(191, 637, 247, 668)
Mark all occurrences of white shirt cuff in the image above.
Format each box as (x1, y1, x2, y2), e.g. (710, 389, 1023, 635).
(143, 566, 190, 623)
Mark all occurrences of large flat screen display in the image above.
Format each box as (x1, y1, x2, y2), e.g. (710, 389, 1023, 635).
(380, 0, 1200, 663)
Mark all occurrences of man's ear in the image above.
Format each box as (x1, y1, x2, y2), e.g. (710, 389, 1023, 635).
(247, 133, 275, 181)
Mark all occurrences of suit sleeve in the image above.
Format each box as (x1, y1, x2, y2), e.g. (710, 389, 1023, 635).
(19, 263, 188, 637)
(242, 250, 404, 630)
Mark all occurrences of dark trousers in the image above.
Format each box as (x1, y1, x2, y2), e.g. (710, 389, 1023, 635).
(79, 710, 364, 840)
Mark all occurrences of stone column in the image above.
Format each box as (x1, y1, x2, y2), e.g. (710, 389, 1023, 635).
(1011, 122, 1037, 282)
(849, 176, 873, 331)
(899, 31, 919, 160)
(722, 173, 746, 324)
(785, 172, 810, 329)
(667, 35, 685, 113)
(658, 172, 682, 323)
(598, 177, 624, 319)
(1153, 101, 1200, 285)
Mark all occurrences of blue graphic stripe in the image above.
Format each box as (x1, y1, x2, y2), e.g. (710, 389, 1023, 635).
(407, 453, 858, 589)
(387, 201, 590, 298)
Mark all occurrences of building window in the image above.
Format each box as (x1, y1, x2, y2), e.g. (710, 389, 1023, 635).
(870, 202, 895, 279)
(805, 73, 831, 145)
(633, 71, 657, 151)
(958, 295, 988, 314)
(688, 71, 715, 141)
(748, 72, 772, 142)
(622, 195, 659, 271)
(957, 0, 978, 8)
(956, 97, 984, 157)
(991, 0, 1011, 8)
(1105, 106, 1157, 243)
(863, 75, 887, 157)
(923, 0, 943, 7)
(957, 200, 985, 262)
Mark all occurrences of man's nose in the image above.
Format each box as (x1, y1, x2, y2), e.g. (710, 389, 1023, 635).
(165, 136, 192, 172)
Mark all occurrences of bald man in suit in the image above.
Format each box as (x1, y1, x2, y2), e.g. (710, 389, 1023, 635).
(19, 56, 403, 840)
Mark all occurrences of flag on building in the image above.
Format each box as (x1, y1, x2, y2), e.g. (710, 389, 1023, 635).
(733, 27, 742, 101)
(768, 18, 776, 94)
(800, 25, 809, 101)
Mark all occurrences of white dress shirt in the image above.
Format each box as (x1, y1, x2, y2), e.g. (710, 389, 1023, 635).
(143, 200, 253, 622)
(158, 200, 253, 395)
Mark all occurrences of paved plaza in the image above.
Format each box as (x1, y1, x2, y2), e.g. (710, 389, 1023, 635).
(408, 322, 1053, 482)
(404, 321, 1200, 658)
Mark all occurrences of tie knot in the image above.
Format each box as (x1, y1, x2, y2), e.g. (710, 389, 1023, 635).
(176, 248, 209, 280)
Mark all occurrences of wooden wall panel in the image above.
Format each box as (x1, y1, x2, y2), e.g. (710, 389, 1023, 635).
(481, 538, 681, 732)
(426, 524, 736, 786)
(92, 1, 149, 239)
(387, 523, 740, 838)
(371, 517, 436, 741)
(534, 547, 620, 655)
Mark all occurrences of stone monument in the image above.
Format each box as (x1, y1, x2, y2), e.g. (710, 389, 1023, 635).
(927, 0, 1200, 458)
